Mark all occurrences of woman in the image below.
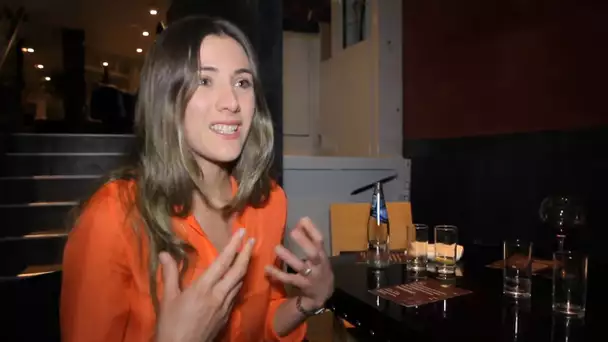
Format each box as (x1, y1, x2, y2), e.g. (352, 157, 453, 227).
(61, 16, 334, 342)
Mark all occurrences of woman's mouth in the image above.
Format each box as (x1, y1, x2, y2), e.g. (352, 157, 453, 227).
(209, 123, 240, 135)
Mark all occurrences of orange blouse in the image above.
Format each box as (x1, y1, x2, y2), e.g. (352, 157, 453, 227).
(60, 179, 307, 342)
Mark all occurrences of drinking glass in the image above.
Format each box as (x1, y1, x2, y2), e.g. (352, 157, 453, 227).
(552, 251, 588, 318)
(434, 225, 458, 277)
(551, 314, 585, 341)
(539, 195, 586, 252)
(407, 223, 429, 272)
(503, 239, 533, 298)
(501, 297, 531, 342)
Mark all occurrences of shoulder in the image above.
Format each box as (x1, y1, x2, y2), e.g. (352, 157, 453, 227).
(266, 181, 287, 212)
(245, 181, 287, 237)
(63, 180, 138, 289)
(70, 179, 137, 243)
(80, 179, 135, 220)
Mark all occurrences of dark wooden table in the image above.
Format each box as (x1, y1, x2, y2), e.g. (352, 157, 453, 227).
(327, 245, 605, 342)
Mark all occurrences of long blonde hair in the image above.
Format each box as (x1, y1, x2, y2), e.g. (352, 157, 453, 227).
(75, 16, 275, 313)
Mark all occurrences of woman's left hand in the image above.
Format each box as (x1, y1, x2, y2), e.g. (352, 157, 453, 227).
(264, 217, 334, 311)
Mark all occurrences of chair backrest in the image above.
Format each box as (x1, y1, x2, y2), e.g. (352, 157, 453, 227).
(329, 202, 413, 256)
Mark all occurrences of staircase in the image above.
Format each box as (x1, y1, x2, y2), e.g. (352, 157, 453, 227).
(0, 132, 135, 341)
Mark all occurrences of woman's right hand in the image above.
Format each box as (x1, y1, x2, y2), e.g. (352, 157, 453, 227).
(156, 228, 255, 342)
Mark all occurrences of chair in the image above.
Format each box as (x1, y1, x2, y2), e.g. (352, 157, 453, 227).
(306, 202, 412, 341)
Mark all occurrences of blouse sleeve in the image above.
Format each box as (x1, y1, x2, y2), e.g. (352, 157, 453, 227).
(264, 185, 307, 341)
(60, 184, 132, 342)
(264, 260, 308, 341)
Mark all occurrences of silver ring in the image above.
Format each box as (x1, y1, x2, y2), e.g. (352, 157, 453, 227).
(301, 267, 312, 276)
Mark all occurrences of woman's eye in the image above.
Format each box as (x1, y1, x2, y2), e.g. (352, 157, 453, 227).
(199, 77, 211, 86)
(235, 79, 252, 88)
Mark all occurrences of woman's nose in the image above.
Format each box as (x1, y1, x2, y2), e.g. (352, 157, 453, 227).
(215, 85, 240, 113)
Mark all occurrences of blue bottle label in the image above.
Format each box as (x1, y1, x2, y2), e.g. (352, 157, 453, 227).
(370, 194, 389, 224)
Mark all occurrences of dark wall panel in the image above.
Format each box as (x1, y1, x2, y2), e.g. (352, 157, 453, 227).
(405, 127, 608, 261)
(401, 0, 608, 264)
(402, 0, 608, 139)
(61, 28, 86, 125)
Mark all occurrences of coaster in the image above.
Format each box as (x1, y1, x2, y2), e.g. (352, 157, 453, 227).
(356, 250, 407, 264)
(486, 258, 555, 274)
(369, 278, 472, 307)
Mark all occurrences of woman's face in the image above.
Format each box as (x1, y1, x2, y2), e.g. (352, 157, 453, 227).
(183, 34, 255, 165)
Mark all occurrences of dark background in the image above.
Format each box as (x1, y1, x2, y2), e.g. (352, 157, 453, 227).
(401, 0, 608, 260)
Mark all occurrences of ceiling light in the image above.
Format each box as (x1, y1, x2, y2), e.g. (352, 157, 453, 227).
(102, 61, 109, 67)
(149, 9, 158, 15)
(136, 48, 143, 53)
(44, 76, 51, 81)
(142, 31, 150, 37)
(35, 64, 44, 69)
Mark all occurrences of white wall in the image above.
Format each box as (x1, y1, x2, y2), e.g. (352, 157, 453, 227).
(282, 32, 321, 155)
(318, 40, 376, 156)
(283, 155, 411, 257)
(282, 0, 403, 157)
(373, 0, 403, 156)
(280, 2, 408, 256)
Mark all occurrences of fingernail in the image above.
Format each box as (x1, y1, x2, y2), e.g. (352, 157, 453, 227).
(248, 238, 256, 246)
(158, 252, 168, 263)
(237, 228, 246, 238)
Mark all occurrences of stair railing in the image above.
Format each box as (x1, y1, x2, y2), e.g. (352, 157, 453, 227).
(0, 6, 25, 73)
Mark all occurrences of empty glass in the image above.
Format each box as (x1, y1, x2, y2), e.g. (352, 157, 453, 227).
(407, 223, 429, 272)
(501, 298, 532, 342)
(539, 195, 586, 252)
(551, 314, 586, 341)
(552, 251, 588, 318)
(434, 225, 458, 277)
(503, 239, 533, 298)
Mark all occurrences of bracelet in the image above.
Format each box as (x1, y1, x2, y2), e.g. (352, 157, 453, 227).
(295, 296, 325, 316)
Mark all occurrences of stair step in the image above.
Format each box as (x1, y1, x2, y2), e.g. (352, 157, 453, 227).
(0, 201, 79, 207)
(0, 229, 68, 242)
(18, 264, 62, 278)
(0, 153, 130, 176)
(0, 236, 66, 276)
(0, 201, 76, 236)
(0, 264, 62, 281)
(0, 175, 101, 203)
(0, 269, 61, 341)
(6, 132, 136, 153)
(0, 132, 129, 342)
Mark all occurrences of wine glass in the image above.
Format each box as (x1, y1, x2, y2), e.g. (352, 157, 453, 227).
(539, 195, 586, 252)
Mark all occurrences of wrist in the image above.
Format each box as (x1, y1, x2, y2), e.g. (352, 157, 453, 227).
(295, 296, 325, 316)
(298, 296, 317, 312)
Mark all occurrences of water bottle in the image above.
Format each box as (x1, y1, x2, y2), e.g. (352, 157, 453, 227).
(367, 182, 390, 268)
